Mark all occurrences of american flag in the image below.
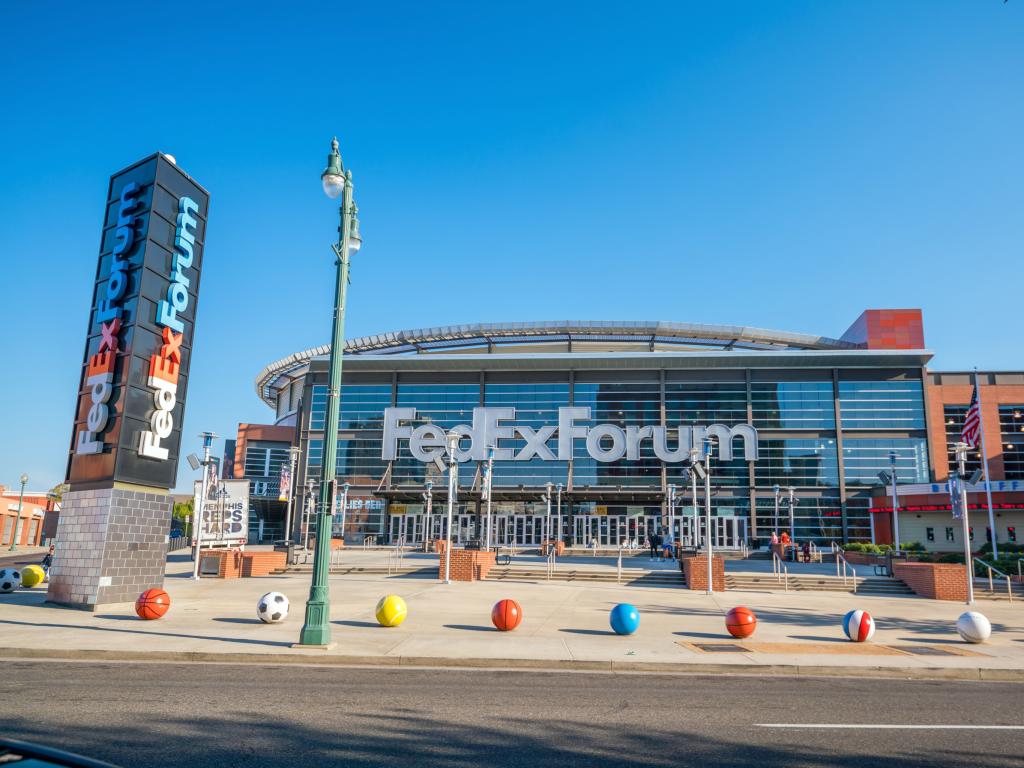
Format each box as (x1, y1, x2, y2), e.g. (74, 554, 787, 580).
(961, 385, 982, 448)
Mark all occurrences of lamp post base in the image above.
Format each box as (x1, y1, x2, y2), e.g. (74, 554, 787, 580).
(291, 642, 337, 650)
(298, 593, 332, 646)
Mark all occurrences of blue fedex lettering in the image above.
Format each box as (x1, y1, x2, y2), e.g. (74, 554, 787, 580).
(156, 196, 199, 333)
(96, 182, 141, 323)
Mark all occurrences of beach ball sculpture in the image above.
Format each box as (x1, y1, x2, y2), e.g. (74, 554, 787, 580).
(609, 603, 640, 635)
(257, 592, 290, 624)
(21, 565, 46, 588)
(956, 611, 992, 644)
(135, 588, 171, 620)
(725, 606, 757, 639)
(0, 568, 22, 593)
(491, 598, 523, 631)
(375, 595, 408, 627)
(842, 610, 876, 642)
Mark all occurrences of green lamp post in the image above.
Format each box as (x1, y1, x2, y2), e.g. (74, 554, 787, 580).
(9, 473, 28, 551)
(298, 138, 362, 647)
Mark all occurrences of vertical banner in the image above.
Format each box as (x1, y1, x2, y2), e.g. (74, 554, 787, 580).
(279, 463, 291, 502)
(66, 153, 210, 490)
(193, 479, 249, 546)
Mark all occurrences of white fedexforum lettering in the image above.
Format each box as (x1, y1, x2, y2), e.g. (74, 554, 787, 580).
(139, 195, 197, 460)
(381, 407, 759, 464)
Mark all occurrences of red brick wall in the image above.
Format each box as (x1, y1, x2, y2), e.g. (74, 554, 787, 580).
(242, 551, 287, 576)
(840, 309, 924, 350)
(893, 562, 968, 601)
(439, 549, 497, 581)
(682, 555, 725, 591)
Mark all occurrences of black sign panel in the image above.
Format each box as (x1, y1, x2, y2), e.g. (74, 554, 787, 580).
(66, 153, 210, 490)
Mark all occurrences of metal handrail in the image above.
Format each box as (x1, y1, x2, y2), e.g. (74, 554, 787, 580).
(617, 545, 624, 585)
(771, 552, 789, 593)
(835, 552, 858, 593)
(363, 535, 375, 549)
(974, 557, 1013, 603)
(387, 536, 406, 575)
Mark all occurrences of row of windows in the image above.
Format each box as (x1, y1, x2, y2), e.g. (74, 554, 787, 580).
(307, 380, 926, 433)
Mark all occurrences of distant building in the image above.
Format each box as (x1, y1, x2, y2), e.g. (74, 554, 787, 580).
(1, 485, 55, 547)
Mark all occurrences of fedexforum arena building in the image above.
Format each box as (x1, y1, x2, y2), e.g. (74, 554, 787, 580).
(239, 309, 1024, 551)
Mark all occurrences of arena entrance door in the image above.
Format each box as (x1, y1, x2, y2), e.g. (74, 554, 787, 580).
(675, 517, 748, 549)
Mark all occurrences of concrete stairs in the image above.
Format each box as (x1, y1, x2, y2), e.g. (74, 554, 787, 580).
(485, 566, 684, 588)
(972, 579, 1024, 601)
(725, 572, 916, 596)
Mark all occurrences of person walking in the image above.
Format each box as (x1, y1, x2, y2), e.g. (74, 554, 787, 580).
(648, 529, 660, 561)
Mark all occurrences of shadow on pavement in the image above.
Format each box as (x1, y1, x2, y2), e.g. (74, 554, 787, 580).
(442, 624, 496, 632)
(335, 620, 384, 628)
(0, 618, 293, 649)
(559, 628, 616, 636)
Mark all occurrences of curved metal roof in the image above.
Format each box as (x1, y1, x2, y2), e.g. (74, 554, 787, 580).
(255, 320, 860, 407)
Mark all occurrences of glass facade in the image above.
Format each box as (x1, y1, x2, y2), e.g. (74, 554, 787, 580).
(296, 368, 932, 544)
(943, 405, 982, 477)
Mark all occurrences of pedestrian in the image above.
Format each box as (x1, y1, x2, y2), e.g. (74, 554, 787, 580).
(661, 537, 674, 562)
(648, 529, 660, 560)
(771, 531, 779, 545)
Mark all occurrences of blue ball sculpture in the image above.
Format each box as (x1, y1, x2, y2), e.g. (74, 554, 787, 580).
(609, 603, 640, 635)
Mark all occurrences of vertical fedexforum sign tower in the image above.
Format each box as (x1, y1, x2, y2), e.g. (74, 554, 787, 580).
(48, 153, 209, 610)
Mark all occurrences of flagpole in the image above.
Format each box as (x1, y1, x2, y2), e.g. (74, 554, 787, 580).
(974, 369, 999, 560)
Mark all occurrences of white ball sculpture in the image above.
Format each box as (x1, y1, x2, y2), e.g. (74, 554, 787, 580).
(0, 568, 22, 593)
(956, 611, 991, 644)
(257, 591, 290, 623)
(842, 609, 876, 642)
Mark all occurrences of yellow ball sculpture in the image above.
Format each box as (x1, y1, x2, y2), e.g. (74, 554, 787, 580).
(21, 565, 46, 588)
(375, 595, 408, 627)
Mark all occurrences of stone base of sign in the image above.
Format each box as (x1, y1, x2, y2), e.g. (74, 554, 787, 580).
(47, 487, 171, 610)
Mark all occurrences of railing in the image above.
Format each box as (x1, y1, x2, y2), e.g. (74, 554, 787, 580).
(363, 535, 376, 549)
(546, 547, 557, 581)
(167, 534, 189, 553)
(617, 546, 624, 585)
(974, 557, 1013, 603)
(835, 551, 858, 593)
(771, 552, 789, 592)
(387, 536, 406, 575)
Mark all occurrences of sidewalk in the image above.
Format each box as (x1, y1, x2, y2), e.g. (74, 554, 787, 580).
(1, 553, 1022, 680)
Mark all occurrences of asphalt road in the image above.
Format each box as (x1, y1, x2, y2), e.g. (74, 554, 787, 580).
(2, 661, 1022, 768)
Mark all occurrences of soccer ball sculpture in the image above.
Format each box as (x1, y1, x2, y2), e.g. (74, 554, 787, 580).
(0, 568, 22, 593)
(375, 595, 408, 627)
(725, 606, 757, 639)
(21, 565, 46, 588)
(842, 610, 876, 642)
(135, 588, 171, 620)
(491, 598, 523, 631)
(257, 592, 290, 624)
(609, 603, 640, 635)
(956, 611, 991, 644)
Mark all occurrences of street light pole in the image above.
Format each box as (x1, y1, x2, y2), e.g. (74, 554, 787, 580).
(192, 433, 217, 579)
(787, 487, 796, 545)
(299, 137, 362, 648)
(773, 484, 780, 538)
(8, 473, 28, 551)
(422, 481, 433, 549)
(889, 450, 901, 552)
(689, 447, 700, 549)
(667, 484, 676, 550)
(338, 482, 350, 543)
(704, 438, 712, 593)
(556, 482, 563, 546)
(444, 431, 460, 583)
(484, 447, 494, 550)
(284, 446, 300, 544)
(954, 442, 975, 605)
(544, 482, 553, 546)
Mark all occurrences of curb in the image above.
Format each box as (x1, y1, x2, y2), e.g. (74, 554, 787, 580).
(2, 647, 1023, 682)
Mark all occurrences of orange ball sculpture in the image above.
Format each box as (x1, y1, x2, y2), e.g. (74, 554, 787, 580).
(135, 588, 171, 620)
(725, 606, 756, 639)
(491, 598, 523, 631)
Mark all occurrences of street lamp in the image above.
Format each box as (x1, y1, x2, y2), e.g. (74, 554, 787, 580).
(8, 473, 28, 551)
(422, 481, 434, 549)
(483, 446, 495, 550)
(543, 482, 553, 545)
(953, 442, 975, 605)
(704, 439, 713, 594)
(190, 432, 217, 579)
(667, 483, 676, 551)
(443, 430, 460, 584)
(772, 484, 780, 538)
(556, 482, 563, 546)
(688, 446, 704, 549)
(298, 137, 362, 648)
(787, 487, 796, 546)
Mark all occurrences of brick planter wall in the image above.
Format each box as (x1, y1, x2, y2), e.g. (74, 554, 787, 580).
(541, 541, 565, 556)
(242, 551, 287, 576)
(843, 551, 884, 567)
(681, 555, 725, 591)
(893, 562, 969, 601)
(310, 537, 345, 551)
(438, 549, 497, 582)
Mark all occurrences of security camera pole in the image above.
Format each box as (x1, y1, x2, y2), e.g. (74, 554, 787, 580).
(889, 450, 901, 552)
(444, 431, 460, 583)
(704, 438, 713, 595)
(953, 441, 975, 605)
(192, 432, 217, 580)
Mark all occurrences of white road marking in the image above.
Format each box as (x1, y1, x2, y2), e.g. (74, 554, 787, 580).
(757, 724, 1024, 730)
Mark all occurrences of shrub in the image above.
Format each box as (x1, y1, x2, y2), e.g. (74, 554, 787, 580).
(900, 541, 926, 553)
(936, 552, 964, 564)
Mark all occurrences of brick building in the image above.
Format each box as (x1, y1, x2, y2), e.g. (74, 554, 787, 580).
(1, 484, 56, 547)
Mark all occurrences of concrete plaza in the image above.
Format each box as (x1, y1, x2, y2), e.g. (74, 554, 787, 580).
(0, 551, 1022, 679)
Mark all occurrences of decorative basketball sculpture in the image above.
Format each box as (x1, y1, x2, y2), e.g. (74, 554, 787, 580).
(135, 588, 171, 620)
(0, 568, 22, 593)
(842, 610, 876, 642)
(21, 565, 46, 588)
(609, 603, 640, 635)
(491, 599, 523, 631)
(257, 592, 290, 623)
(725, 606, 757, 639)
(956, 611, 992, 644)
(375, 595, 408, 627)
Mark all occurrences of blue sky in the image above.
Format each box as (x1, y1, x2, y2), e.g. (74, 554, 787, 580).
(1, 1, 1021, 493)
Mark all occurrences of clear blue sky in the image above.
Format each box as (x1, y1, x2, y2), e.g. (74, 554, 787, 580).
(1, 1, 1021, 493)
